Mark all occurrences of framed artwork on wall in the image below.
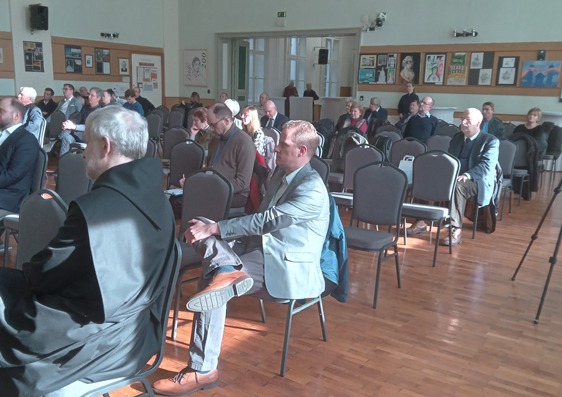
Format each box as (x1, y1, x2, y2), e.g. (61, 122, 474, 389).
(64, 45, 82, 73)
(119, 58, 129, 75)
(184, 49, 208, 86)
(399, 53, 420, 84)
(95, 48, 110, 75)
(85, 55, 93, 68)
(360, 55, 376, 68)
(496, 56, 519, 85)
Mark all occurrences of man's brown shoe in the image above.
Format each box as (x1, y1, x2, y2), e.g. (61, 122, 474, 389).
(186, 270, 253, 312)
(153, 368, 218, 396)
(406, 223, 427, 236)
(441, 227, 462, 246)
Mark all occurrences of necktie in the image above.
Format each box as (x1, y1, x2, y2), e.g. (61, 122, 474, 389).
(272, 176, 288, 206)
(267, 118, 273, 128)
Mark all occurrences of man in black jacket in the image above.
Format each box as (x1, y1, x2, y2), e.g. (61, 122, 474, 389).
(0, 106, 176, 396)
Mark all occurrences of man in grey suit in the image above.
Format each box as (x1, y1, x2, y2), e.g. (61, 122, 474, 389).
(443, 107, 499, 246)
(54, 83, 83, 119)
(153, 120, 330, 396)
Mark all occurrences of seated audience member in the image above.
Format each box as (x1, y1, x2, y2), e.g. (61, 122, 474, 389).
(409, 109, 499, 244)
(260, 100, 289, 130)
(182, 91, 203, 113)
(225, 98, 243, 129)
(36, 87, 57, 118)
(403, 96, 439, 144)
(218, 92, 229, 103)
(152, 120, 330, 396)
(397, 82, 419, 119)
(78, 86, 89, 105)
(74, 91, 85, 106)
(101, 89, 122, 107)
(341, 102, 368, 134)
(123, 88, 145, 116)
(59, 87, 103, 156)
(0, 98, 40, 238)
(133, 86, 155, 115)
(481, 101, 505, 139)
(303, 83, 320, 101)
(513, 107, 548, 159)
(363, 97, 388, 124)
(17, 86, 44, 142)
(283, 80, 299, 116)
(241, 106, 266, 156)
(335, 97, 355, 131)
(189, 107, 212, 150)
(257, 92, 269, 118)
(0, 106, 176, 396)
(206, 102, 255, 208)
(54, 83, 83, 119)
(396, 99, 420, 131)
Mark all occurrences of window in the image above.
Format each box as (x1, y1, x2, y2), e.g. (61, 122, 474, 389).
(288, 37, 306, 94)
(324, 38, 340, 97)
(247, 38, 265, 103)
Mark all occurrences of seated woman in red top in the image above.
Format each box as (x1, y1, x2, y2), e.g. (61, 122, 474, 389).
(341, 102, 368, 135)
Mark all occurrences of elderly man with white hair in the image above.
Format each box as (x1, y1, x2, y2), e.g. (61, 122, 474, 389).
(17, 86, 45, 142)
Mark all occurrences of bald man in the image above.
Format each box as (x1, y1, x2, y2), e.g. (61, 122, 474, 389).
(260, 100, 289, 130)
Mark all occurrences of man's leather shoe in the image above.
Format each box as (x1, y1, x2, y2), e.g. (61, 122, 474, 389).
(406, 223, 427, 236)
(153, 368, 218, 396)
(442, 227, 462, 246)
(186, 270, 253, 312)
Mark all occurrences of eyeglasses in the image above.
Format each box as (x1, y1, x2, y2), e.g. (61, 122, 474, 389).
(208, 118, 225, 129)
(62, 88, 71, 91)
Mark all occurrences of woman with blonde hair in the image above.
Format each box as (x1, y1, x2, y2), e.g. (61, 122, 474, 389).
(240, 106, 266, 156)
(514, 107, 548, 159)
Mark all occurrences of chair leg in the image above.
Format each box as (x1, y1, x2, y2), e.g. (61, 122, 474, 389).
(472, 205, 479, 239)
(316, 298, 328, 342)
(402, 217, 407, 246)
(394, 245, 401, 288)
(433, 220, 442, 267)
(171, 278, 182, 340)
(508, 188, 513, 214)
(3, 229, 9, 267)
(280, 300, 297, 377)
(373, 253, 384, 309)
(499, 187, 507, 221)
(259, 299, 267, 323)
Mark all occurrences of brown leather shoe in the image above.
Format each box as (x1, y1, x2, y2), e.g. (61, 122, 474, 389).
(186, 270, 253, 312)
(442, 227, 462, 246)
(153, 368, 218, 396)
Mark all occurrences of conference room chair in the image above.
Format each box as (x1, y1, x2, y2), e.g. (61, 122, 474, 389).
(437, 123, 460, 138)
(344, 162, 408, 309)
(389, 138, 427, 167)
(167, 140, 205, 189)
(498, 139, 518, 220)
(401, 151, 460, 267)
(56, 151, 93, 205)
(48, 110, 66, 141)
(146, 111, 163, 143)
(426, 134, 452, 152)
(309, 155, 330, 185)
(144, 139, 157, 158)
(167, 108, 185, 129)
(162, 127, 190, 160)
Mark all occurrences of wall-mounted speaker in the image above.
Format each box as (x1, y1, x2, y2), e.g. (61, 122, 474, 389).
(30, 5, 49, 31)
(318, 49, 329, 65)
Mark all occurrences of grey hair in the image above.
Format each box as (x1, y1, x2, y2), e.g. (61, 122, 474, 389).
(86, 106, 148, 159)
(19, 86, 37, 102)
(90, 87, 102, 98)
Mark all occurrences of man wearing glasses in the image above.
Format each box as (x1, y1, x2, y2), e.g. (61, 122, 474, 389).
(403, 96, 439, 144)
(205, 102, 255, 208)
(53, 83, 83, 119)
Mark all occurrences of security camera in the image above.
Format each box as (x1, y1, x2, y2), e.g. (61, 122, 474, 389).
(375, 12, 386, 27)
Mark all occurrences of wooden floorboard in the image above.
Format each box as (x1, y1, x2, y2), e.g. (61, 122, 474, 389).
(15, 169, 562, 396)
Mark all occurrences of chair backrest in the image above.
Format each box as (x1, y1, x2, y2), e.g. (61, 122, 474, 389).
(168, 109, 185, 129)
(37, 117, 47, 147)
(374, 124, 401, 137)
(546, 124, 562, 159)
(437, 124, 460, 138)
(68, 111, 81, 124)
(48, 110, 66, 139)
(163, 127, 190, 160)
(390, 138, 427, 166)
(180, 168, 233, 235)
(32, 148, 48, 193)
(426, 134, 452, 152)
(146, 112, 163, 141)
(411, 150, 460, 202)
(16, 189, 68, 269)
(316, 132, 325, 157)
(80, 240, 181, 397)
(56, 151, 92, 204)
(168, 140, 205, 188)
(310, 155, 330, 185)
(144, 139, 157, 158)
(351, 162, 408, 229)
(157, 105, 170, 125)
(498, 139, 518, 179)
(263, 127, 280, 146)
(503, 122, 517, 139)
(342, 144, 384, 191)
(373, 128, 402, 143)
(513, 139, 528, 168)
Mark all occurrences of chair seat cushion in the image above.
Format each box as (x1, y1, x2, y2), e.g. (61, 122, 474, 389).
(3, 214, 19, 231)
(328, 172, 344, 185)
(512, 169, 529, 177)
(401, 203, 449, 220)
(344, 227, 394, 251)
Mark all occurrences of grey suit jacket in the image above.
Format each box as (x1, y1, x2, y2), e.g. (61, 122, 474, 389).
(449, 131, 499, 206)
(218, 163, 330, 299)
(55, 96, 83, 119)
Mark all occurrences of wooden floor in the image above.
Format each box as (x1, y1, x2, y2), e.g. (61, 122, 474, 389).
(20, 170, 562, 396)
